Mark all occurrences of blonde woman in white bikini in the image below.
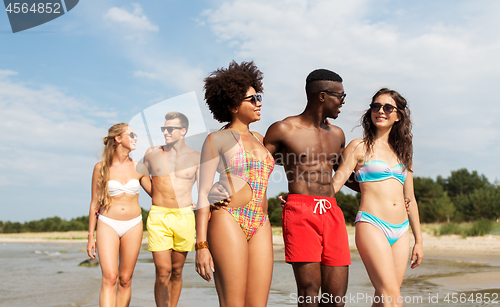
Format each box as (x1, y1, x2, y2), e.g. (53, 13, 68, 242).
(87, 123, 151, 307)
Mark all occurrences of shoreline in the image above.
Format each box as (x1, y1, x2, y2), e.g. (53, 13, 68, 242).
(2, 228, 500, 293)
(0, 231, 149, 244)
(2, 228, 500, 258)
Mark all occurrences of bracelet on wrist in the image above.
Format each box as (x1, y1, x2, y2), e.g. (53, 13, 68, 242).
(195, 241, 209, 251)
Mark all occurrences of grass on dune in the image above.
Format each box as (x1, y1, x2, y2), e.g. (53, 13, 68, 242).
(433, 219, 500, 237)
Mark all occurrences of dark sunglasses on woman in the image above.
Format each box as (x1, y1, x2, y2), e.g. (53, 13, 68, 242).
(243, 94, 262, 105)
(370, 103, 398, 114)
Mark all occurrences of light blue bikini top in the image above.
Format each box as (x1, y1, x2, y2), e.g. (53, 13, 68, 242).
(108, 179, 140, 196)
(355, 160, 407, 185)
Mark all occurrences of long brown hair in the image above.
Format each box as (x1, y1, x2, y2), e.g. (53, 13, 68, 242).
(361, 88, 413, 171)
(98, 123, 128, 209)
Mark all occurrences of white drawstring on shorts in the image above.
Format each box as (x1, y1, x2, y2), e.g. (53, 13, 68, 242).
(313, 198, 332, 215)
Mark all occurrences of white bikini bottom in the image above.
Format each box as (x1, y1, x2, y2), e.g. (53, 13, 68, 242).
(98, 215, 142, 237)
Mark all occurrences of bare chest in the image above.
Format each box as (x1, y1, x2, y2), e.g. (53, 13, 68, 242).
(279, 131, 342, 167)
(149, 153, 197, 179)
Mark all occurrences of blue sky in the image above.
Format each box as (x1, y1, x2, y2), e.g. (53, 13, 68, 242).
(1, 0, 499, 222)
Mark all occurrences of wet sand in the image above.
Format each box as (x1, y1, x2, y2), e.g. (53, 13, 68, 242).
(272, 226, 500, 293)
(2, 226, 500, 296)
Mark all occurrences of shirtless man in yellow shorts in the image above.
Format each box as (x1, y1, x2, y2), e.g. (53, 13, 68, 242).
(144, 112, 200, 307)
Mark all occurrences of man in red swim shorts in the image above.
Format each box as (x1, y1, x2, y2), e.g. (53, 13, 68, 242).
(264, 69, 356, 306)
(210, 69, 357, 306)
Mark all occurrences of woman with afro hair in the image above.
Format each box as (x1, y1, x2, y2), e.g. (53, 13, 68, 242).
(195, 61, 275, 306)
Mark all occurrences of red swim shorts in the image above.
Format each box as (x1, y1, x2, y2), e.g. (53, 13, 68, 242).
(282, 194, 351, 266)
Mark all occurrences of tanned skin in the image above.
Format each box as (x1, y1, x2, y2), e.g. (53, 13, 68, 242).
(264, 80, 355, 307)
(209, 79, 356, 306)
(143, 118, 200, 307)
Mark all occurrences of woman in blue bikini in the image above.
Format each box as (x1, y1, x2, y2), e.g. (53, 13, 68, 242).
(333, 88, 423, 306)
(87, 123, 151, 307)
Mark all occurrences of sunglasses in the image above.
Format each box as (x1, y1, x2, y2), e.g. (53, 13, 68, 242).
(370, 103, 398, 114)
(243, 94, 262, 105)
(322, 90, 346, 102)
(161, 126, 184, 133)
(123, 132, 137, 139)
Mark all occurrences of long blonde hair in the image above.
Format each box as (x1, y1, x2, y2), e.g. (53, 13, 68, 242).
(98, 123, 128, 209)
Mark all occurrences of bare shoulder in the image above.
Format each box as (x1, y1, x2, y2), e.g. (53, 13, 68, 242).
(251, 131, 264, 142)
(346, 138, 366, 154)
(145, 145, 162, 156)
(133, 159, 146, 168)
(134, 159, 150, 175)
(207, 129, 233, 144)
(266, 117, 297, 136)
(184, 146, 201, 160)
(92, 162, 102, 180)
(327, 122, 345, 138)
(327, 121, 343, 133)
(93, 161, 102, 172)
(281, 115, 302, 127)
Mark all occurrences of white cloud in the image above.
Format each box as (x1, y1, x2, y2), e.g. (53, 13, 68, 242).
(104, 3, 159, 33)
(0, 70, 18, 77)
(133, 70, 159, 80)
(201, 0, 500, 182)
(131, 58, 206, 95)
(0, 72, 118, 187)
(99, 3, 206, 100)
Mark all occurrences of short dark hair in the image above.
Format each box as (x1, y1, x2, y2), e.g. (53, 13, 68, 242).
(306, 69, 343, 84)
(204, 60, 264, 123)
(305, 69, 343, 97)
(165, 111, 189, 132)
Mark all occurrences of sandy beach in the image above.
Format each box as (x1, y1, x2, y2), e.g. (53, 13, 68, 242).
(3, 226, 500, 261)
(270, 225, 500, 293)
(2, 225, 500, 298)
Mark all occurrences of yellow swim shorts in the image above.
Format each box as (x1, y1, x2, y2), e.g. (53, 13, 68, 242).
(147, 205, 195, 252)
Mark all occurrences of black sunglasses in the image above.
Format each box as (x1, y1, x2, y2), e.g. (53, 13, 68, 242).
(370, 103, 398, 114)
(161, 126, 184, 133)
(243, 94, 262, 105)
(322, 90, 346, 102)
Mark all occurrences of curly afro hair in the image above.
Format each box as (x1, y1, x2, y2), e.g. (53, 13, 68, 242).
(204, 60, 264, 123)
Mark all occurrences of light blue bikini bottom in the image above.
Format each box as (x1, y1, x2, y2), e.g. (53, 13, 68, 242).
(355, 211, 409, 246)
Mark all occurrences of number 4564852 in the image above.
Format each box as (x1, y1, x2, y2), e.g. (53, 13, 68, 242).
(5, 3, 62, 14)
(444, 292, 499, 304)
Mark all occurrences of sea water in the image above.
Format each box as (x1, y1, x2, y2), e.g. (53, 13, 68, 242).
(0, 242, 499, 307)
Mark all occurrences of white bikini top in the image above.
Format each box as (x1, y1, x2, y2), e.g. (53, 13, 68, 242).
(108, 179, 140, 196)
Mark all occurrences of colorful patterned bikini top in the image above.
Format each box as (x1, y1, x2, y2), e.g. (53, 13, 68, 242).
(355, 160, 407, 185)
(223, 130, 275, 193)
(221, 130, 275, 240)
(210, 129, 275, 240)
